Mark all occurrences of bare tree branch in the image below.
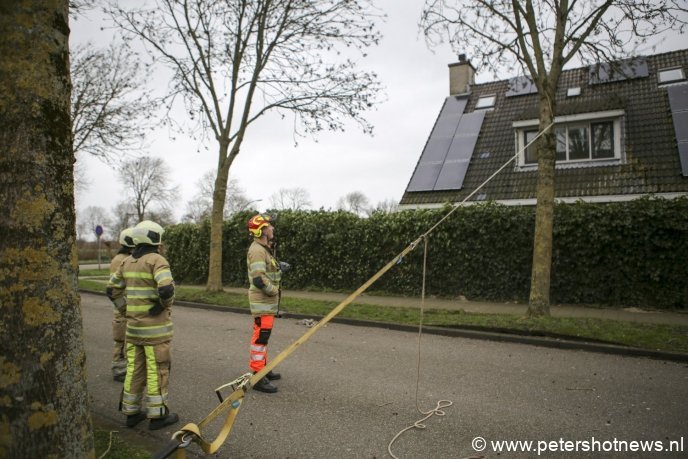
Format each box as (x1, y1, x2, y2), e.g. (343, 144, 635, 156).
(71, 42, 159, 164)
(118, 156, 179, 222)
(420, 0, 688, 317)
(106, 0, 385, 290)
(269, 187, 312, 211)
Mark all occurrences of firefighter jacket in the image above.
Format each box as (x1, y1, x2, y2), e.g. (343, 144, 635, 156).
(107, 246, 175, 346)
(109, 252, 130, 276)
(107, 251, 131, 314)
(247, 239, 281, 316)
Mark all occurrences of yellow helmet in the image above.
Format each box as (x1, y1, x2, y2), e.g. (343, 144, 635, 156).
(133, 220, 164, 246)
(119, 227, 136, 248)
(247, 214, 273, 238)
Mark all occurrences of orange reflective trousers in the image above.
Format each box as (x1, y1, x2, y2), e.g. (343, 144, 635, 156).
(249, 314, 274, 373)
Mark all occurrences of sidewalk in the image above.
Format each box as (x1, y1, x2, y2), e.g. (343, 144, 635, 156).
(223, 287, 688, 326)
(80, 264, 688, 326)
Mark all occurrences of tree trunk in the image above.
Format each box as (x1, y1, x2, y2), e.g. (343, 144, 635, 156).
(206, 144, 233, 291)
(0, 2, 95, 457)
(527, 92, 557, 317)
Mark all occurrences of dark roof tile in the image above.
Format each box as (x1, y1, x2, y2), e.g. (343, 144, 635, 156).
(400, 49, 688, 206)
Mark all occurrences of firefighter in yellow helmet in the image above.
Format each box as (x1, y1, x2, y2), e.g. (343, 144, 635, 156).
(107, 220, 179, 430)
(109, 227, 135, 382)
(246, 214, 287, 393)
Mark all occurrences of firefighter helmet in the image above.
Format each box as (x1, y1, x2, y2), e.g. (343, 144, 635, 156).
(133, 220, 164, 246)
(248, 214, 273, 238)
(119, 227, 136, 248)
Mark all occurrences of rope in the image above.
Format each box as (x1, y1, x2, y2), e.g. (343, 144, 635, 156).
(421, 121, 554, 238)
(158, 122, 555, 458)
(387, 236, 453, 459)
(97, 430, 117, 459)
(387, 124, 554, 457)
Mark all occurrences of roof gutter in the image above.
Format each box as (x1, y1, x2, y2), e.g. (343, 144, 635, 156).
(397, 192, 688, 210)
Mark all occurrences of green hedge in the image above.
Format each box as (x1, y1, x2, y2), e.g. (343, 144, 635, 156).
(163, 197, 688, 310)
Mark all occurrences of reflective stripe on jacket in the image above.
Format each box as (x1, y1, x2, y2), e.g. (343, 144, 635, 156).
(247, 240, 281, 316)
(107, 251, 175, 345)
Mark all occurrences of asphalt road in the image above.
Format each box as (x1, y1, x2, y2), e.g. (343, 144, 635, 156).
(82, 293, 688, 458)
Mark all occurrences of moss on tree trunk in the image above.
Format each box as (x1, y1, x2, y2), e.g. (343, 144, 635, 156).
(0, 2, 95, 457)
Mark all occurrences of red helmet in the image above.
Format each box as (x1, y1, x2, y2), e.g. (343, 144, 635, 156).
(248, 214, 273, 238)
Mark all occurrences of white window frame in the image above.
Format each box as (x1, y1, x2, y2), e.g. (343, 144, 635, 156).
(475, 95, 496, 110)
(513, 110, 624, 169)
(658, 67, 686, 84)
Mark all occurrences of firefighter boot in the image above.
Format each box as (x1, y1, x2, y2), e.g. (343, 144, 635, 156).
(266, 370, 281, 381)
(253, 376, 278, 393)
(125, 412, 147, 428)
(149, 410, 179, 431)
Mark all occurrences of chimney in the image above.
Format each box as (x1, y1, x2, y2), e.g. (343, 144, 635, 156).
(448, 54, 475, 95)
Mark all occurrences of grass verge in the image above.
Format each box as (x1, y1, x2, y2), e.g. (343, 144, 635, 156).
(94, 429, 150, 459)
(79, 278, 688, 354)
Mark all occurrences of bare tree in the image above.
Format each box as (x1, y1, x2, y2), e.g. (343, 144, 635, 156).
(370, 198, 398, 215)
(183, 170, 252, 222)
(0, 1, 94, 456)
(146, 207, 178, 228)
(109, 0, 384, 291)
(118, 156, 178, 222)
(71, 41, 157, 164)
(111, 201, 138, 236)
(76, 205, 113, 241)
(422, 0, 688, 316)
(269, 187, 312, 211)
(337, 191, 371, 216)
(69, 0, 96, 15)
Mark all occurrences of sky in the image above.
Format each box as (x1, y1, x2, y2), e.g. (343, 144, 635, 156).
(71, 1, 687, 233)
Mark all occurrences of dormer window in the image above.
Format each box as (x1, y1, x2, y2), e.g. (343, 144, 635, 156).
(475, 95, 496, 109)
(658, 67, 686, 84)
(567, 87, 581, 97)
(514, 110, 624, 168)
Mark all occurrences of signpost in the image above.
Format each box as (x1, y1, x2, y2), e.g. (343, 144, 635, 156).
(95, 225, 103, 270)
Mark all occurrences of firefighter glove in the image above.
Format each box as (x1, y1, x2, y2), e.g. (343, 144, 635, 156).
(279, 261, 291, 273)
(149, 301, 165, 316)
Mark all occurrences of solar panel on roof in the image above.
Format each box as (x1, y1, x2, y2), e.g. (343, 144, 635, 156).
(505, 76, 537, 97)
(432, 159, 471, 191)
(434, 111, 486, 190)
(672, 111, 688, 142)
(405, 97, 468, 192)
(406, 162, 446, 192)
(667, 84, 688, 176)
(679, 145, 688, 177)
(589, 57, 649, 85)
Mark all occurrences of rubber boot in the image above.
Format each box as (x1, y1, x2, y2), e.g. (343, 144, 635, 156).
(125, 412, 147, 428)
(266, 370, 281, 381)
(149, 411, 179, 431)
(253, 377, 278, 393)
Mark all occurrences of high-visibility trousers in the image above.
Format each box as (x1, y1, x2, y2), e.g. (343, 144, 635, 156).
(121, 341, 171, 418)
(249, 315, 274, 373)
(112, 309, 127, 377)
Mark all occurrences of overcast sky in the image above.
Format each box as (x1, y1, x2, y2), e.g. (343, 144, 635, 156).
(71, 1, 687, 229)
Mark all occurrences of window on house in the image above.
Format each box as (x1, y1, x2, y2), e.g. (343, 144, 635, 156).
(475, 95, 496, 109)
(524, 130, 538, 163)
(520, 116, 621, 166)
(658, 67, 686, 84)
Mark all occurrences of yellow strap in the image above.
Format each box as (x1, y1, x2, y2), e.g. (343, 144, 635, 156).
(248, 236, 423, 388)
(165, 123, 558, 457)
(169, 237, 423, 456)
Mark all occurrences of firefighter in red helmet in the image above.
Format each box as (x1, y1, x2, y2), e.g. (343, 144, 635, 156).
(246, 214, 284, 393)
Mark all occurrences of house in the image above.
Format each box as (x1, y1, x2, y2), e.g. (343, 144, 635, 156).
(399, 49, 688, 209)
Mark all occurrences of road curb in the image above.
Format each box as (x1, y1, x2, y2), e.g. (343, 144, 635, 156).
(82, 290, 688, 364)
(176, 300, 688, 363)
